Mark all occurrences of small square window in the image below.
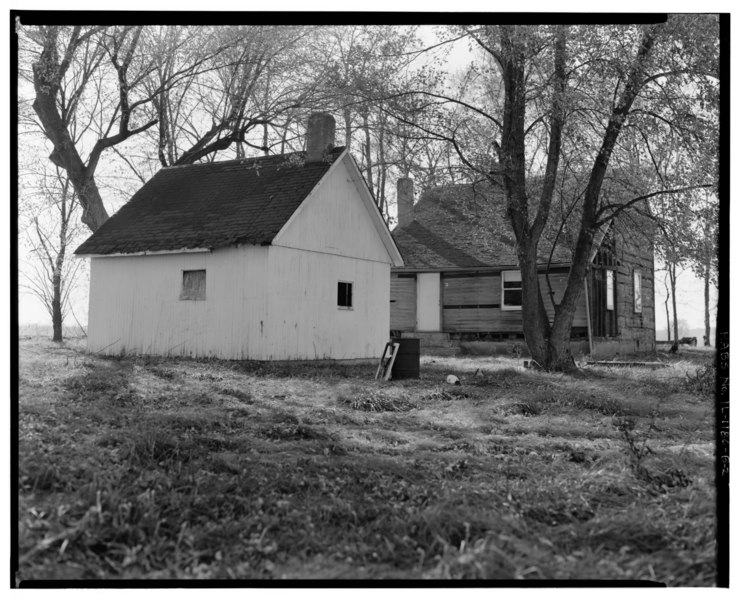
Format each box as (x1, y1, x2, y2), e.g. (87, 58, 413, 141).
(181, 269, 206, 301)
(338, 281, 353, 309)
(501, 271, 522, 311)
(633, 270, 642, 313)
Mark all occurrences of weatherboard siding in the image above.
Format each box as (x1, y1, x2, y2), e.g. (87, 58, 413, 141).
(391, 269, 588, 334)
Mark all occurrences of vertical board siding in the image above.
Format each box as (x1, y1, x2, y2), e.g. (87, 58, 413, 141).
(88, 246, 270, 358)
(390, 274, 416, 331)
(266, 245, 390, 359)
(416, 273, 441, 331)
(275, 160, 391, 264)
(88, 244, 390, 360)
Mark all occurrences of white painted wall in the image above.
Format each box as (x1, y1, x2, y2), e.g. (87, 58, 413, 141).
(275, 157, 392, 264)
(416, 272, 441, 331)
(86, 158, 396, 360)
(265, 245, 390, 359)
(87, 245, 270, 358)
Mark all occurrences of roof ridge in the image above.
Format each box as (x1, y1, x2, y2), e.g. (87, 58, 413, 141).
(161, 152, 300, 170)
(161, 146, 347, 170)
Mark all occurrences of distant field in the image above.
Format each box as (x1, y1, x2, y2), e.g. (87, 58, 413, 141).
(17, 336, 717, 583)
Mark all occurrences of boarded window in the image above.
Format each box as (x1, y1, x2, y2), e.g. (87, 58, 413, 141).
(501, 270, 522, 311)
(606, 269, 614, 310)
(180, 270, 206, 301)
(338, 281, 353, 309)
(633, 270, 642, 313)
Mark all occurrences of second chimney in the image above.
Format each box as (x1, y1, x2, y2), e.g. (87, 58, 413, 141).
(306, 112, 336, 163)
(397, 177, 414, 229)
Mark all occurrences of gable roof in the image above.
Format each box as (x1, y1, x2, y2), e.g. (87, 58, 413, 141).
(75, 147, 347, 256)
(392, 184, 574, 270)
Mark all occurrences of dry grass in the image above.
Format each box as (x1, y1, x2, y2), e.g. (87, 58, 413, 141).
(17, 336, 718, 584)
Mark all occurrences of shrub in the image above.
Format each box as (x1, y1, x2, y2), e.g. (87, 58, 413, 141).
(685, 362, 716, 397)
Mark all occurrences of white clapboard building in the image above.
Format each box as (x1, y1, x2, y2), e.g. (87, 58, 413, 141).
(75, 113, 403, 360)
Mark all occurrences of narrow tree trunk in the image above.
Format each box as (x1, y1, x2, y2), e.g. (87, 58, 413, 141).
(361, 110, 374, 194)
(52, 272, 63, 342)
(343, 107, 352, 148)
(377, 115, 387, 214)
(669, 263, 679, 342)
(704, 259, 711, 346)
(664, 273, 672, 342)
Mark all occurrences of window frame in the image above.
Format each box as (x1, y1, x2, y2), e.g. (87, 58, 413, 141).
(500, 270, 522, 311)
(337, 280, 354, 310)
(180, 269, 206, 301)
(633, 269, 642, 313)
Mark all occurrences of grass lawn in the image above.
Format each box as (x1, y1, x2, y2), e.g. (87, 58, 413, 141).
(17, 335, 718, 583)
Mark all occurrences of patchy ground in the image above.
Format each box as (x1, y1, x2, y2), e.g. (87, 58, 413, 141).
(17, 335, 717, 583)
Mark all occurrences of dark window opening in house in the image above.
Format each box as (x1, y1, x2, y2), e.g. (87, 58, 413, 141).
(181, 269, 206, 301)
(338, 281, 353, 309)
(501, 271, 522, 310)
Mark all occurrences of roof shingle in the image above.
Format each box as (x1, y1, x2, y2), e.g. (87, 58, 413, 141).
(391, 183, 574, 269)
(75, 148, 345, 255)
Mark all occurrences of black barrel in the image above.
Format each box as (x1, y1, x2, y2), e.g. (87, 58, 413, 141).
(391, 337, 420, 379)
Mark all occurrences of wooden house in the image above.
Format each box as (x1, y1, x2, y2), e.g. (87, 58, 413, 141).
(75, 113, 403, 360)
(390, 179, 655, 357)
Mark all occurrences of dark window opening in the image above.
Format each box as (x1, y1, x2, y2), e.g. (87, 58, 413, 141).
(180, 269, 206, 301)
(338, 281, 353, 309)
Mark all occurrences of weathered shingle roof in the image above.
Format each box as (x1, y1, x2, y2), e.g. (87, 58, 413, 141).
(391, 183, 574, 269)
(75, 148, 345, 255)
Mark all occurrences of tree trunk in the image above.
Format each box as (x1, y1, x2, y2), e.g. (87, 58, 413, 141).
(377, 113, 387, 215)
(52, 272, 63, 342)
(664, 273, 672, 342)
(32, 28, 111, 233)
(669, 263, 679, 342)
(704, 259, 711, 346)
(361, 110, 374, 194)
(343, 107, 353, 148)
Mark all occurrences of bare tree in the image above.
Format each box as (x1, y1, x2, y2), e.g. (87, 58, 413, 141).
(20, 24, 233, 232)
(20, 165, 85, 341)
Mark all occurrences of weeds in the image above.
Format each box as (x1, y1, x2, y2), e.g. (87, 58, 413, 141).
(420, 386, 470, 402)
(337, 387, 417, 412)
(260, 421, 335, 442)
(684, 362, 716, 397)
(613, 417, 692, 492)
(18, 336, 716, 584)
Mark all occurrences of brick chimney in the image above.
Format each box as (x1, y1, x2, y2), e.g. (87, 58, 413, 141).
(397, 177, 414, 229)
(306, 112, 336, 163)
